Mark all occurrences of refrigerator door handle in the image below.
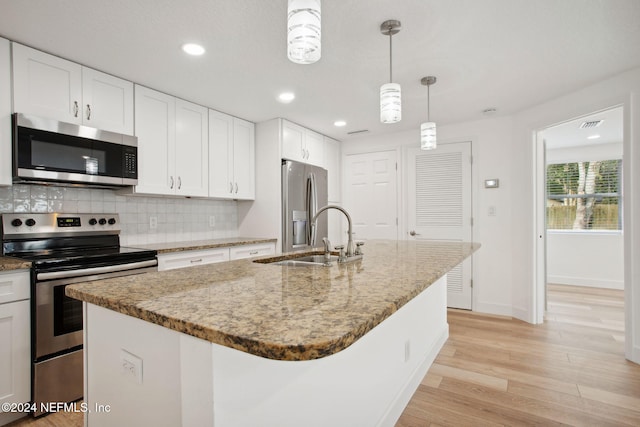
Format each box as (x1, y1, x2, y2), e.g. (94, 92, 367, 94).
(307, 172, 318, 246)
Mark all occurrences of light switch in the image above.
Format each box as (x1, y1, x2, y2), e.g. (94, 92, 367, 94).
(484, 179, 499, 188)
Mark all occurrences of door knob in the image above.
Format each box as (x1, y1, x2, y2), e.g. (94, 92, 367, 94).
(409, 230, 421, 236)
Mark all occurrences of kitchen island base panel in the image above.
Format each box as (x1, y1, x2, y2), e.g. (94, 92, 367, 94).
(84, 276, 448, 427)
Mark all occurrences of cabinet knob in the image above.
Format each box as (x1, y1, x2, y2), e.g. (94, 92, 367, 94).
(86, 104, 91, 120)
(170, 176, 174, 189)
(235, 182, 238, 193)
(73, 101, 79, 117)
(177, 176, 182, 189)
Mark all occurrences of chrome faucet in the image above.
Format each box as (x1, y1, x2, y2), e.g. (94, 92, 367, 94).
(311, 205, 355, 257)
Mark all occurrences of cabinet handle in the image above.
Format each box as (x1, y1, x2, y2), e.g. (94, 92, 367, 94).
(229, 182, 233, 193)
(190, 258, 203, 263)
(86, 104, 91, 120)
(235, 182, 238, 193)
(73, 101, 79, 117)
(170, 176, 174, 189)
(249, 251, 258, 255)
(178, 176, 182, 189)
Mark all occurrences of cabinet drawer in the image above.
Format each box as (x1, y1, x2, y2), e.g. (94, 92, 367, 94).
(0, 270, 30, 304)
(157, 249, 230, 271)
(229, 243, 275, 260)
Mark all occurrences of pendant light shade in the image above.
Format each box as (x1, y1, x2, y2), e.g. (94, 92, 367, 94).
(380, 83, 402, 123)
(380, 20, 401, 124)
(420, 122, 437, 150)
(287, 0, 321, 64)
(420, 76, 437, 150)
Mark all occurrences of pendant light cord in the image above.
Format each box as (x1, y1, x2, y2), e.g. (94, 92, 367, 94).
(389, 30, 393, 83)
(427, 84, 430, 121)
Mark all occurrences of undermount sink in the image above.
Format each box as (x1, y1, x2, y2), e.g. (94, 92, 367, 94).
(254, 253, 339, 267)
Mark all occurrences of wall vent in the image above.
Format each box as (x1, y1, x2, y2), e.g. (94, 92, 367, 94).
(579, 120, 603, 129)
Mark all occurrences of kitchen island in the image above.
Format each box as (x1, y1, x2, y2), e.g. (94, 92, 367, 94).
(67, 239, 478, 427)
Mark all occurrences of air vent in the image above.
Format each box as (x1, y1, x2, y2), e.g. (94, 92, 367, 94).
(347, 129, 369, 135)
(579, 120, 603, 129)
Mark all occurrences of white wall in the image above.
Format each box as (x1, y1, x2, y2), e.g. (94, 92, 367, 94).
(342, 115, 515, 316)
(547, 232, 624, 289)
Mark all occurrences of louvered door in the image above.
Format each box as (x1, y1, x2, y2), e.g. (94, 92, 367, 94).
(406, 142, 473, 309)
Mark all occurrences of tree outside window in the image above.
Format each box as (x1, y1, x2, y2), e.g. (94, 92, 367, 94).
(546, 159, 621, 230)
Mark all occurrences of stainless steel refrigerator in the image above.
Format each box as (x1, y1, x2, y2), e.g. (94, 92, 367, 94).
(282, 159, 328, 253)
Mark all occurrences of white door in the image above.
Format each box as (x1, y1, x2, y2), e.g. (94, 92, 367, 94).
(406, 142, 473, 309)
(232, 117, 255, 200)
(134, 85, 176, 195)
(175, 99, 209, 197)
(12, 42, 82, 124)
(343, 151, 398, 241)
(208, 110, 233, 198)
(81, 67, 134, 134)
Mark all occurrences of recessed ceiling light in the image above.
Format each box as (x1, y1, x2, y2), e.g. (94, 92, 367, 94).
(587, 134, 601, 140)
(334, 120, 346, 127)
(278, 92, 295, 103)
(182, 43, 205, 56)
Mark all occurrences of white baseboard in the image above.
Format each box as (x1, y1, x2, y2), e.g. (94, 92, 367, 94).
(547, 275, 623, 290)
(473, 301, 513, 317)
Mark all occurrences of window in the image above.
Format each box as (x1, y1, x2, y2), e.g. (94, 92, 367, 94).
(546, 159, 622, 230)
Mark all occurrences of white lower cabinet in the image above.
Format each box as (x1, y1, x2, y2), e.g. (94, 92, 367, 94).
(0, 271, 31, 427)
(229, 243, 275, 260)
(157, 248, 229, 271)
(157, 243, 275, 271)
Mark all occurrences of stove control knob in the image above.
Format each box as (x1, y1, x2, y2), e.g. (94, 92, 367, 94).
(11, 218, 23, 227)
(89, 218, 98, 225)
(25, 218, 36, 227)
(99, 218, 107, 225)
(108, 218, 116, 225)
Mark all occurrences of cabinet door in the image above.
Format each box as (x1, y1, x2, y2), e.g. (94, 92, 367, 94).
(0, 300, 30, 426)
(324, 136, 341, 202)
(282, 120, 305, 163)
(208, 110, 233, 198)
(305, 129, 324, 167)
(175, 99, 209, 197)
(157, 248, 230, 271)
(232, 118, 255, 200)
(134, 85, 176, 195)
(12, 43, 82, 124)
(229, 243, 275, 260)
(0, 38, 11, 186)
(82, 67, 134, 134)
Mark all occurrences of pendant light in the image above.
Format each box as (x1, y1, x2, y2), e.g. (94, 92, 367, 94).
(420, 76, 437, 150)
(380, 20, 401, 123)
(287, 0, 321, 64)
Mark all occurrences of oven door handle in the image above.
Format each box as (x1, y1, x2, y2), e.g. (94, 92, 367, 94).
(36, 259, 158, 281)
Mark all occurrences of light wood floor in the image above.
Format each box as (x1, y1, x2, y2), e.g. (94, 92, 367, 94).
(8, 285, 638, 426)
(397, 284, 639, 426)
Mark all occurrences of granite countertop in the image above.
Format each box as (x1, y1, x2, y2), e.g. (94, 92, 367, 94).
(0, 256, 32, 272)
(131, 237, 277, 254)
(67, 240, 479, 361)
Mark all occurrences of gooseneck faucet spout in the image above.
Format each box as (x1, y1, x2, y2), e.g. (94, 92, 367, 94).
(311, 205, 355, 257)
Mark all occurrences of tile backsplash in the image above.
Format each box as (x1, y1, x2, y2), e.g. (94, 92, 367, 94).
(0, 184, 238, 246)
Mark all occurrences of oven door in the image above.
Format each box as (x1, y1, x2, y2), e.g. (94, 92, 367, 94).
(35, 279, 83, 359)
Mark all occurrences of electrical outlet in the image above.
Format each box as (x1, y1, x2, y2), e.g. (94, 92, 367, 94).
(120, 349, 143, 384)
(488, 206, 497, 216)
(149, 216, 157, 229)
(209, 215, 215, 228)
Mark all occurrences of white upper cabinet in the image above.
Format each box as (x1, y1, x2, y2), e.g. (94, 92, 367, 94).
(132, 85, 208, 197)
(12, 43, 133, 134)
(324, 136, 341, 202)
(208, 110, 255, 200)
(0, 37, 11, 186)
(175, 99, 209, 197)
(282, 120, 324, 167)
(133, 86, 176, 195)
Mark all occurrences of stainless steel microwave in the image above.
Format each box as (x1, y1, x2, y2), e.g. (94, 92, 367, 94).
(12, 113, 138, 187)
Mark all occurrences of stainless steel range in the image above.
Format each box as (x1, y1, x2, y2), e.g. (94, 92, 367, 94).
(1, 213, 157, 417)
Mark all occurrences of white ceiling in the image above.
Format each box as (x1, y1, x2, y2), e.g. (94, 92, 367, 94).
(542, 106, 623, 150)
(1, 0, 640, 142)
